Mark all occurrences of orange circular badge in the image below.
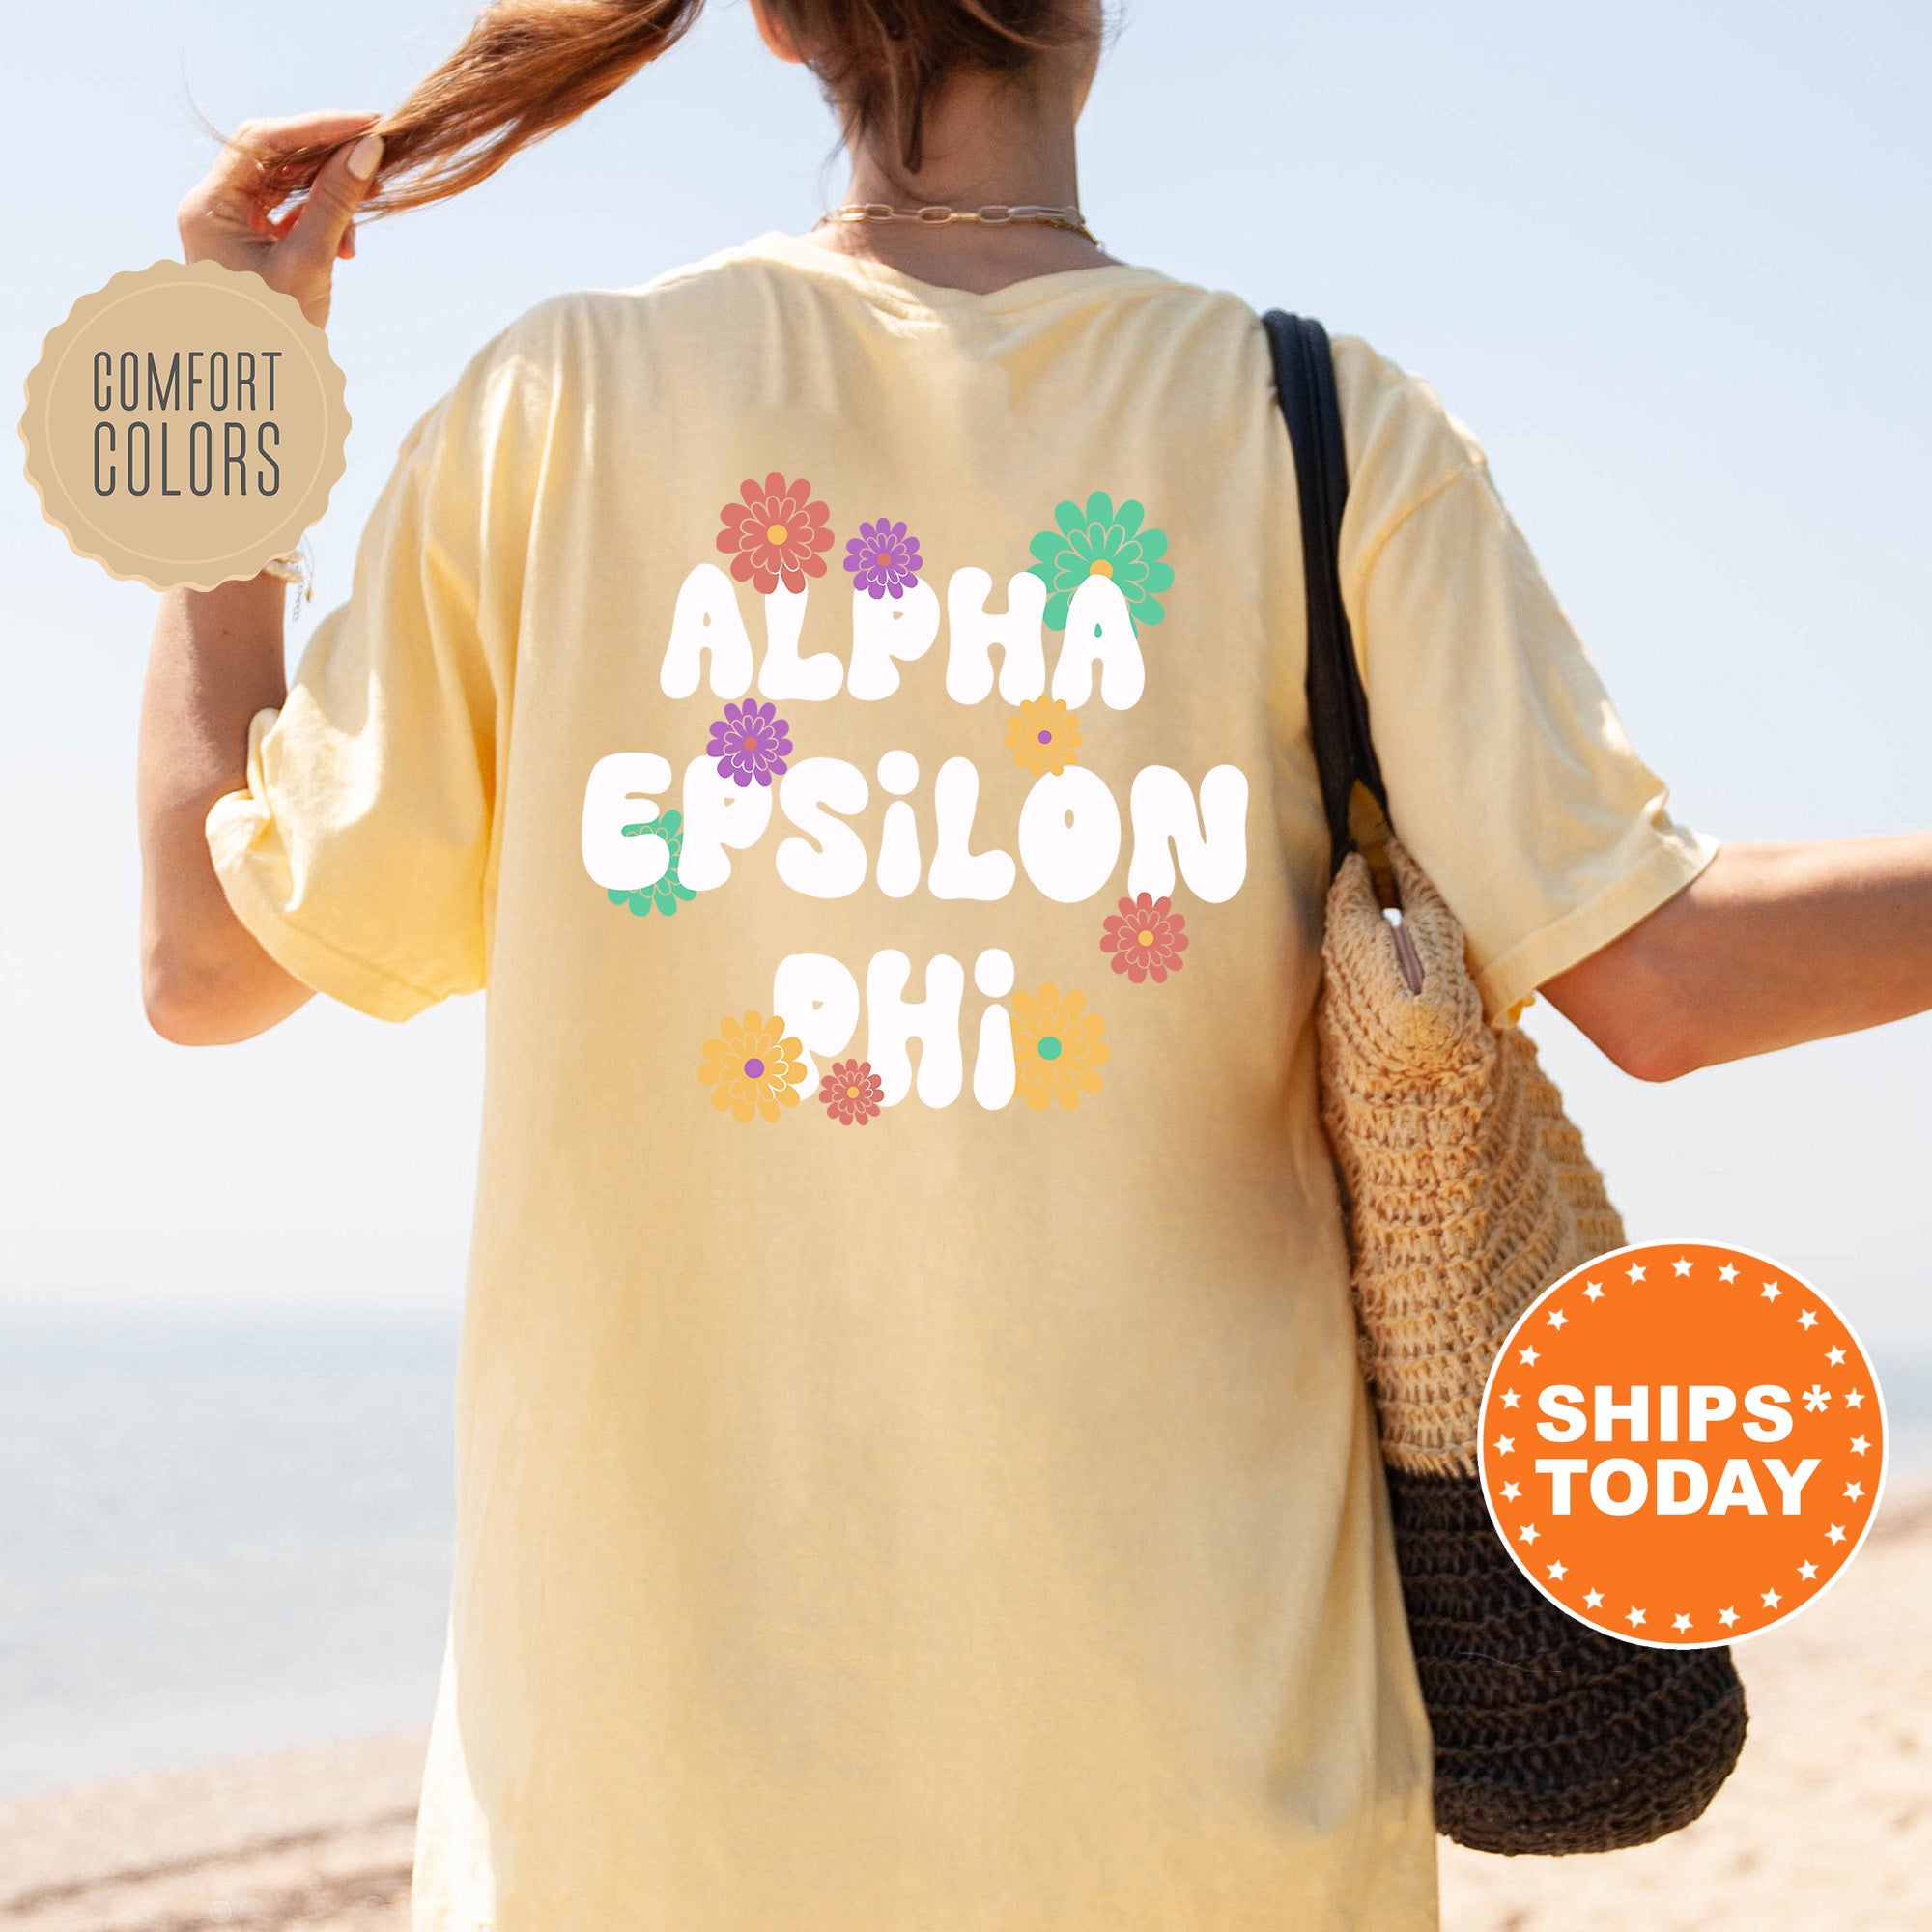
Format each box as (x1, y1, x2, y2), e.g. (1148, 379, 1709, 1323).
(1478, 1241, 1887, 1647)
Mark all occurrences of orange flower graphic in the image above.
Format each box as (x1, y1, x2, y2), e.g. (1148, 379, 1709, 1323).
(699, 1010, 808, 1122)
(1010, 982, 1109, 1112)
(1006, 696, 1082, 778)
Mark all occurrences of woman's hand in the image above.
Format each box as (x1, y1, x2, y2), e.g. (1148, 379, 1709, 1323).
(176, 110, 384, 328)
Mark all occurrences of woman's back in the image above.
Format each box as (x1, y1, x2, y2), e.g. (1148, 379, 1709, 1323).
(205, 232, 1710, 1928)
(148, 4, 1932, 1926)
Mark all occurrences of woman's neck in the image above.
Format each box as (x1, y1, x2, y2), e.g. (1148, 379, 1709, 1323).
(805, 70, 1115, 294)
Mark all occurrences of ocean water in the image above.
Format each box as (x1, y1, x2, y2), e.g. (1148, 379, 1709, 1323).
(0, 1304, 460, 1800)
(1, 1301, 1927, 1803)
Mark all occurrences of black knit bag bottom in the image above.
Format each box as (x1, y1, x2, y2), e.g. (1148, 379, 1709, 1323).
(1385, 1467, 1748, 1855)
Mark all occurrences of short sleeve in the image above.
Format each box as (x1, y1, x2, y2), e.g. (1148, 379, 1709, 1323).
(206, 312, 556, 1021)
(1332, 340, 1718, 1020)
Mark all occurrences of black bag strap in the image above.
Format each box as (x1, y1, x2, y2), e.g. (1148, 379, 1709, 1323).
(1263, 310, 1395, 885)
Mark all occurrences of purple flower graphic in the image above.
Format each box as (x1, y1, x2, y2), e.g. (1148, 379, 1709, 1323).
(707, 699, 792, 788)
(842, 517, 923, 600)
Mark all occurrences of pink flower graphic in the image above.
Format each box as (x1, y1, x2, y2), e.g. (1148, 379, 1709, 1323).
(818, 1058, 885, 1125)
(1101, 892, 1188, 983)
(716, 473, 835, 594)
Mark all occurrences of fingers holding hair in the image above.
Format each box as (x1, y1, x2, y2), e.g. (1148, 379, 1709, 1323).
(281, 131, 384, 280)
(177, 110, 384, 327)
(182, 109, 383, 238)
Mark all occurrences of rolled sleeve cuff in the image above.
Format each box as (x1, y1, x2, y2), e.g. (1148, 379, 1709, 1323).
(207, 804, 444, 1023)
(1472, 822, 1719, 1023)
(204, 708, 446, 1026)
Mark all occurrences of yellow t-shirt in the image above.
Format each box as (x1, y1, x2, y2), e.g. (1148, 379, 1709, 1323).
(209, 232, 1714, 1932)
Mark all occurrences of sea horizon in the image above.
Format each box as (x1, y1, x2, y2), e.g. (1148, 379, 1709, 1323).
(0, 1300, 457, 1801)
(3, 1294, 1928, 1804)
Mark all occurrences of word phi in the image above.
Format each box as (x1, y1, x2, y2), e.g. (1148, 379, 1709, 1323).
(777, 948, 1071, 1110)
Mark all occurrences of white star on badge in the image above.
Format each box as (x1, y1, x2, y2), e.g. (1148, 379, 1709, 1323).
(1798, 1309, 1819, 1329)
(1501, 1482, 1521, 1501)
(1845, 1388, 1864, 1409)
(1718, 1605, 1738, 1627)
(1845, 1482, 1864, 1502)
(1584, 1588, 1605, 1609)
(1851, 1435, 1870, 1456)
(1626, 1606, 1646, 1628)
(1827, 1346, 1847, 1366)
(1798, 1560, 1818, 1580)
(1627, 1263, 1647, 1282)
(1719, 1264, 1739, 1283)
(1583, 1281, 1604, 1300)
(1548, 1308, 1569, 1329)
(1826, 1523, 1847, 1545)
(1494, 1435, 1516, 1455)
(1548, 1560, 1568, 1581)
(1673, 1258, 1692, 1277)
(1502, 1388, 1520, 1408)
(1803, 1383, 1831, 1412)
(1519, 1523, 1540, 1545)
(1762, 1588, 1781, 1608)
(1520, 1345, 1540, 1366)
(1672, 1612, 1692, 1632)
(1761, 1281, 1781, 1301)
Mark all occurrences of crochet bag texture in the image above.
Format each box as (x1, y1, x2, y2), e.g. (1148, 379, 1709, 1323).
(1266, 310, 1747, 1855)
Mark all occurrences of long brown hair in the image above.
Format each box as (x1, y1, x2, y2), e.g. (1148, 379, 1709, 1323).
(254, 0, 1092, 216)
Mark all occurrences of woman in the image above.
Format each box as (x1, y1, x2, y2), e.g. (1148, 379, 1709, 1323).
(143, 3, 1932, 1927)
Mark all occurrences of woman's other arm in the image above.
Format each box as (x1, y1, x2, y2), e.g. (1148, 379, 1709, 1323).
(1544, 835, 1932, 1081)
(140, 113, 384, 1044)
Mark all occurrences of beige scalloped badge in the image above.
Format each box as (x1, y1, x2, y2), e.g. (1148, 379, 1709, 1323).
(19, 260, 348, 591)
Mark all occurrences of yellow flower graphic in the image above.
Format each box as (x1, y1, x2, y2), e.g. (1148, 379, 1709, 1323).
(1005, 697, 1082, 777)
(699, 1009, 807, 1122)
(1011, 982, 1110, 1112)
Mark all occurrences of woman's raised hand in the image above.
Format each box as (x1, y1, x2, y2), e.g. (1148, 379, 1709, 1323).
(176, 111, 384, 329)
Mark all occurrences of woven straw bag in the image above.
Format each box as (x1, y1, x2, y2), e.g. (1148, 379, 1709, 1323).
(1265, 312, 1748, 1855)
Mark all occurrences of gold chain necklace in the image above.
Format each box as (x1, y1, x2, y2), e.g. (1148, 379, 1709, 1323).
(817, 201, 1100, 247)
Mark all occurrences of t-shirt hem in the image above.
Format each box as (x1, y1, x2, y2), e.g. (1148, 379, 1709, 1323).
(207, 802, 449, 1025)
(1473, 825, 1719, 1022)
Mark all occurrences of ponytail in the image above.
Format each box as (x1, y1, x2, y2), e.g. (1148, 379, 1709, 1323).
(251, 0, 1092, 216)
(255, 0, 706, 216)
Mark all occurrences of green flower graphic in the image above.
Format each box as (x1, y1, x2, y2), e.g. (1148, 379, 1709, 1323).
(1026, 491, 1174, 631)
(608, 808, 696, 918)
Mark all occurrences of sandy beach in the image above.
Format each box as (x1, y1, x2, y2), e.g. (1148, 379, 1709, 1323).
(3, 1485, 1925, 1932)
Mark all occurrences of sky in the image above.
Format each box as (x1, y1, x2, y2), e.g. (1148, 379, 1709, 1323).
(4, 2, 1929, 1362)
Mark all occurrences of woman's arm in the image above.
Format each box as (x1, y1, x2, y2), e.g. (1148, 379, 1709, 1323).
(139, 111, 384, 1045)
(139, 578, 312, 1042)
(1544, 835, 1932, 1081)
